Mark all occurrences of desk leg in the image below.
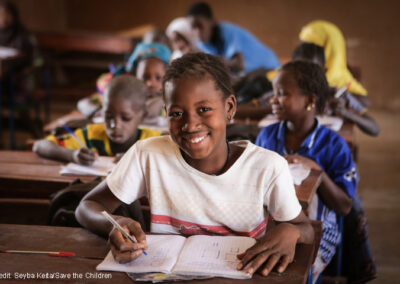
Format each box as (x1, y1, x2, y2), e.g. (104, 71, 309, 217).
(0, 80, 2, 145)
(8, 70, 15, 149)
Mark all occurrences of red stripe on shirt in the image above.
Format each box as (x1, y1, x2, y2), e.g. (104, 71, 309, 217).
(151, 214, 267, 238)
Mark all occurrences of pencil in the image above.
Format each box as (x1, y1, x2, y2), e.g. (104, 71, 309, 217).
(2, 250, 75, 257)
(101, 211, 147, 255)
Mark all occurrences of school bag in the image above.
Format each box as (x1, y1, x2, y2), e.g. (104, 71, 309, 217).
(47, 177, 147, 231)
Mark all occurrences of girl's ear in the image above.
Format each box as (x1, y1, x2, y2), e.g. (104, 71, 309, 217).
(308, 93, 317, 109)
(225, 94, 237, 120)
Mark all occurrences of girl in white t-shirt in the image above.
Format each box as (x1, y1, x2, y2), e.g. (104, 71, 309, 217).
(76, 52, 314, 276)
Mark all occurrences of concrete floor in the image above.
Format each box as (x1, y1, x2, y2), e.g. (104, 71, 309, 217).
(356, 110, 400, 283)
(1, 107, 399, 283)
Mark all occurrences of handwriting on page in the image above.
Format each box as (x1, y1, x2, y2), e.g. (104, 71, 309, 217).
(173, 235, 256, 277)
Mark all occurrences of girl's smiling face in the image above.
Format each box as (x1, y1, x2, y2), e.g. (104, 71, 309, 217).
(271, 70, 315, 122)
(164, 77, 236, 166)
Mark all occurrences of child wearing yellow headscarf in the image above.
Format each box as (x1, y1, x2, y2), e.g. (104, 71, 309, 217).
(299, 20, 367, 96)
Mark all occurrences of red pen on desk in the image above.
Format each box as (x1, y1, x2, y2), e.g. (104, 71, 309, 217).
(2, 250, 75, 257)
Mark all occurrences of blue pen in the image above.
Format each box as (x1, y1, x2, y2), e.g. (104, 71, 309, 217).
(101, 211, 147, 256)
(63, 125, 86, 148)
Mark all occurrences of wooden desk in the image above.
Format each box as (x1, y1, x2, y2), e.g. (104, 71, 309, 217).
(35, 31, 134, 55)
(0, 224, 314, 284)
(0, 151, 93, 199)
(296, 169, 322, 211)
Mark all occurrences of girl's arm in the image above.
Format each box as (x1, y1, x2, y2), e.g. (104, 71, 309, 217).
(237, 210, 314, 276)
(331, 96, 380, 136)
(286, 154, 353, 216)
(340, 110, 380, 137)
(75, 180, 147, 263)
(33, 139, 96, 165)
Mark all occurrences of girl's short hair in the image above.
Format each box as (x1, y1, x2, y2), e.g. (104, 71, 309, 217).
(162, 52, 233, 100)
(281, 60, 329, 113)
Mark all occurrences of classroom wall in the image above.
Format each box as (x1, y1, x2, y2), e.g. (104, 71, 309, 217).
(15, 0, 400, 111)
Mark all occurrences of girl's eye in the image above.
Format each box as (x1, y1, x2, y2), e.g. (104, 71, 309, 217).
(122, 116, 133, 122)
(199, 107, 211, 113)
(278, 90, 287, 97)
(169, 111, 183, 118)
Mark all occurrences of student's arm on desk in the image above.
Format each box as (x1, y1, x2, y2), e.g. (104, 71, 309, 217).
(330, 96, 380, 136)
(237, 210, 313, 276)
(75, 180, 147, 263)
(33, 139, 96, 165)
(285, 154, 353, 216)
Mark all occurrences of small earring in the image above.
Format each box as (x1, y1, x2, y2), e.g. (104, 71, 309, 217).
(227, 116, 234, 123)
(306, 104, 315, 111)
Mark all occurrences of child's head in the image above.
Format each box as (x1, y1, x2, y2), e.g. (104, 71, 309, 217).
(271, 60, 329, 121)
(166, 17, 195, 56)
(162, 52, 236, 161)
(0, 1, 18, 30)
(103, 75, 148, 145)
(126, 42, 171, 98)
(187, 2, 215, 43)
(292, 42, 325, 67)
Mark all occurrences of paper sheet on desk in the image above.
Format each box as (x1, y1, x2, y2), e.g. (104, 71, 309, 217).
(289, 163, 311, 186)
(258, 114, 343, 131)
(0, 46, 18, 58)
(60, 156, 115, 176)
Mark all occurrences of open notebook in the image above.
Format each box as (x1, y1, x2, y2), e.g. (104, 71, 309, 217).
(60, 156, 115, 176)
(97, 234, 256, 279)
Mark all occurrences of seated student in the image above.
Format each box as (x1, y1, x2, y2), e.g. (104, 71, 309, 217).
(297, 20, 380, 136)
(33, 75, 162, 165)
(255, 60, 375, 282)
(92, 42, 171, 124)
(187, 2, 280, 74)
(126, 42, 171, 125)
(0, 0, 42, 137)
(166, 17, 198, 61)
(75, 53, 314, 275)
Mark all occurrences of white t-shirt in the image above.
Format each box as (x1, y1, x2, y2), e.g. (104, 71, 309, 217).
(107, 136, 301, 238)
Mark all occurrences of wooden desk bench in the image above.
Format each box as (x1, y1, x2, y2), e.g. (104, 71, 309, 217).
(0, 224, 315, 284)
(0, 151, 95, 225)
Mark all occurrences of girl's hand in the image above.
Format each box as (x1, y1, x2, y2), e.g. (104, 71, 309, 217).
(330, 97, 349, 118)
(285, 154, 321, 171)
(109, 216, 147, 264)
(237, 223, 300, 276)
(72, 148, 96, 165)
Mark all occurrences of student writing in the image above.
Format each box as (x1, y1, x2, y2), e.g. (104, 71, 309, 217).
(75, 53, 314, 276)
(33, 76, 161, 165)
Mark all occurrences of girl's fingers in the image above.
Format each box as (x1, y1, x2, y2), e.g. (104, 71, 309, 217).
(261, 253, 281, 276)
(110, 243, 142, 264)
(237, 242, 273, 270)
(244, 250, 274, 275)
(126, 222, 147, 247)
(109, 228, 145, 252)
(277, 255, 291, 273)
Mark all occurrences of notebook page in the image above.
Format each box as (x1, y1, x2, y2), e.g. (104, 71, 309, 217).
(60, 156, 115, 176)
(97, 235, 186, 273)
(172, 235, 256, 279)
(289, 163, 311, 186)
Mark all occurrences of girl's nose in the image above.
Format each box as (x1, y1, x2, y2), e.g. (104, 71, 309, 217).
(109, 119, 116, 129)
(181, 113, 200, 132)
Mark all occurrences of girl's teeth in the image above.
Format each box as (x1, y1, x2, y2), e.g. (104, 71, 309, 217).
(190, 136, 205, 143)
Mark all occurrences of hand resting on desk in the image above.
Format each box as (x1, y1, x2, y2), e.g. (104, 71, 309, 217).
(236, 210, 313, 276)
